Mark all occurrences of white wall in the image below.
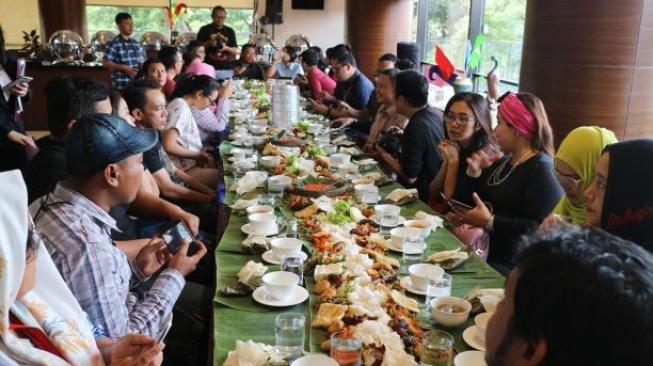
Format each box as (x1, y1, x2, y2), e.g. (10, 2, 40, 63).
(257, 0, 346, 50)
(0, 0, 41, 48)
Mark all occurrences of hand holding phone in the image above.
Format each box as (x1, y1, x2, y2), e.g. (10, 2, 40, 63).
(158, 220, 197, 256)
(3, 76, 33, 93)
(440, 192, 474, 210)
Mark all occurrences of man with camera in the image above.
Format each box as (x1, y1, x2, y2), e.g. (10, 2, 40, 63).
(197, 5, 239, 73)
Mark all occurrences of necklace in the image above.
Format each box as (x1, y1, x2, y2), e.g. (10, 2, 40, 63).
(487, 151, 537, 187)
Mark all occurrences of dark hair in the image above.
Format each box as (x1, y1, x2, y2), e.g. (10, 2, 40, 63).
(184, 40, 203, 66)
(172, 74, 219, 99)
(444, 92, 496, 155)
(508, 226, 653, 366)
(115, 12, 131, 25)
(301, 49, 319, 67)
(396, 59, 415, 70)
(309, 46, 328, 72)
(326, 44, 350, 60)
(379, 53, 397, 64)
(395, 70, 428, 107)
(123, 79, 161, 112)
(46, 76, 110, 136)
(378, 68, 398, 86)
(212, 5, 227, 17)
(241, 43, 256, 54)
(139, 58, 164, 79)
(335, 52, 357, 68)
(158, 46, 180, 70)
(499, 91, 555, 156)
(284, 46, 300, 63)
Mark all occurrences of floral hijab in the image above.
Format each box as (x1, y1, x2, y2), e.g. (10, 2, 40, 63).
(0, 170, 104, 366)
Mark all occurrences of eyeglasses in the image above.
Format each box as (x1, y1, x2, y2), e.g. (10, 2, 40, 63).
(444, 112, 474, 125)
(205, 94, 218, 104)
(554, 168, 582, 187)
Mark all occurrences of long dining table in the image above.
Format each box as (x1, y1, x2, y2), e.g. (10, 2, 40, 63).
(212, 110, 504, 365)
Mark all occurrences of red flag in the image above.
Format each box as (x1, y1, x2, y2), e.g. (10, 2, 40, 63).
(435, 45, 455, 81)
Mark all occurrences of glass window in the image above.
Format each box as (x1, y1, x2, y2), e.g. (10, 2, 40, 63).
(479, 0, 526, 85)
(86, 6, 254, 45)
(423, 0, 470, 68)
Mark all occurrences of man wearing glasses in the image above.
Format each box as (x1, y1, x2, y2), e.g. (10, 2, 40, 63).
(197, 6, 239, 73)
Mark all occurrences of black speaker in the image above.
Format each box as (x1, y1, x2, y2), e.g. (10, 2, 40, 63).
(266, 0, 283, 24)
(292, 0, 324, 9)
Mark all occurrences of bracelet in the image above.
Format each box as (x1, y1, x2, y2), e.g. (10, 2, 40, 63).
(485, 215, 495, 232)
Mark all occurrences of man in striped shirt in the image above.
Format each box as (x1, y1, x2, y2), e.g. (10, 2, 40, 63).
(30, 113, 206, 339)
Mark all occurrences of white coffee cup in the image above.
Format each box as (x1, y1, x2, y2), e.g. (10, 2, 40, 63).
(408, 263, 444, 290)
(246, 205, 274, 215)
(389, 227, 422, 249)
(262, 271, 299, 300)
(270, 237, 303, 259)
(248, 213, 277, 235)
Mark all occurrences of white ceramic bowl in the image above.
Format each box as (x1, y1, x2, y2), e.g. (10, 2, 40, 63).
(375, 204, 401, 216)
(337, 162, 359, 174)
(475, 312, 493, 334)
(246, 205, 274, 215)
(270, 237, 303, 259)
(454, 350, 487, 366)
(330, 153, 351, 166)
(268, 175, 293, 189)
(245, 170, 268, 184)
(389, 227, 423, 249)
(431, 296, 472, 328)
(403, 219, 433, 238)
(291, 354, 339, 366)
(262, 271, 299, 300)
(248, 124, 268, 135)
(248, 213, 277, 234)
(408, 263, 444, 290)
(252, 135, 268, 146)
(260, 155, 281, 169)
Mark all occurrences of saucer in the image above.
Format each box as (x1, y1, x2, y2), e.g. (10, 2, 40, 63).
(370, 215, 406, 228)
(252, 285, 309, 307)
(400, 277, 427, 296)
(241, 223, 279, 236)
(262, 250, 308, 265)
(454, 350, 487, 366)
(462, 325, 486, 351)
(387, 242, 427, 253)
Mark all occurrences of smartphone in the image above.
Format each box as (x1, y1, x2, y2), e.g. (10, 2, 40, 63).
(440, 192, 474, 210)
(158, 220, 197, 256)
(3, 76, 33, 91)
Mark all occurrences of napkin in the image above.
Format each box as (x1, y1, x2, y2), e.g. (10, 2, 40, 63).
(384, 188, 418, 204)
(478, 289, 504, 313)
(223, 340, 282, 366)
(230, 198, 258, 210)
(237, 260, 268, 284)
(414, 211, 445, 230)
(427, 248, 469, 263)
(339, 147, 359, 156)
(312, 196, 334, 213)
(230, 175, 262, 195)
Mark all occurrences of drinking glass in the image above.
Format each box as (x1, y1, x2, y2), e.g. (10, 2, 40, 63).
(402, 236, 425, 273)
(284, 217, 298, 238)
(361, 186, 379, 205)
(258, 194, 276, 207)
(281, 255, 304, 285)
(275, 313, 305, 359)
(378, 207, 399, 235)
(330, 331, 362, 366)
(420, 330, 454, 366)
(426, 273, 453, 310)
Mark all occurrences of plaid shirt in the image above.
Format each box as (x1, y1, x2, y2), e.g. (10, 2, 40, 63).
(104, 35, 145, 90)
(191, 96, 230, 142)
(29, 184, 185, 339)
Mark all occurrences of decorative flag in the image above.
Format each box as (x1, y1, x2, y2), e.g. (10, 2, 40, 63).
(435, 45, 455, 81)
(467, 34, 487, 70)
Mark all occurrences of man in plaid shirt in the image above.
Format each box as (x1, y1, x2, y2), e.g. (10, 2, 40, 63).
(103, 13, 145, 90)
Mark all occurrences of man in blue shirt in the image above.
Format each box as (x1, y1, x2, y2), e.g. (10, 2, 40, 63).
(103, 13, 145, 90)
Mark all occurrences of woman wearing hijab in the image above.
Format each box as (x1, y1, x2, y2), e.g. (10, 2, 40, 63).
(0, 170, 163, 366)
(451, 92, 563, 274)
(550, 126, 617, 225)
(585, 139, 653, 252)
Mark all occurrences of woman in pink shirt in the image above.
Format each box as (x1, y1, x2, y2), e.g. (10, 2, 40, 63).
(183, 41, 216, 78)
(300, 48, 335, 102)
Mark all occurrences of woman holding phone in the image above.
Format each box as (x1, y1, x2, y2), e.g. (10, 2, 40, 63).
(0, 25, 33, 173)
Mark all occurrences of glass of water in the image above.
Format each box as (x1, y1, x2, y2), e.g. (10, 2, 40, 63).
(281, 255, 304, 285)
(426, 273, 453, 310)
(284, 217, 298, 238)
(421, 330, 454, 366)
(402, 236, 425, 273)
(275, 313, 305, 359)
(258, 193, 276, 207)
(378, 206, 399, 235)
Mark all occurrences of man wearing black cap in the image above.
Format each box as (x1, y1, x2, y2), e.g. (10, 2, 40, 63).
(30, 113, 207, 339)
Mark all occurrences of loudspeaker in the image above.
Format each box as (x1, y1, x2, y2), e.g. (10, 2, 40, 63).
(266, 0, 283, 24)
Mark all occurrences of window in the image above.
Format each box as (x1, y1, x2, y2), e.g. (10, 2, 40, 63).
(86, 5, 254, 45)
(479, 0, 526, 86)
(423, 0, 470, 68)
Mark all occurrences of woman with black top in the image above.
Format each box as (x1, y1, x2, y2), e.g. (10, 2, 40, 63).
(0, 25, 32, 173)
(451, 92, 562, 274)
(429, 92, 500, 211)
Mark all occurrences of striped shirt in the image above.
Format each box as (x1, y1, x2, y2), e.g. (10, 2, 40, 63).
(104, 35, 145, 90)
(191, 96, 230, 142)
(29, 184, 185, 339)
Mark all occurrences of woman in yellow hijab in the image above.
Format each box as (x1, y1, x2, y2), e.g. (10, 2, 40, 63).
(552, 126, 618, 224)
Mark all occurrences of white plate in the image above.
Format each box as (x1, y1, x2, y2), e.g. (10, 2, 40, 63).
(370, 215, 406, 228)
(291, 354, 339, 366)
(400, 277, 427, 296)
(462, 325, 486, 352)
(252, 285, 309, 307)
(454, 350, 487, 366)
(261, 250, 308, 265)
(241, 223, 279, 237)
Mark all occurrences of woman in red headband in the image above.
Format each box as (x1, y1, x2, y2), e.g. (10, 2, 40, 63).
(450, 92, 563, 274)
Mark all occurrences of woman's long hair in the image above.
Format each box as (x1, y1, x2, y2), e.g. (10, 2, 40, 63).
(172, 73, 219, 99)
(443, 92, 497, 158)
